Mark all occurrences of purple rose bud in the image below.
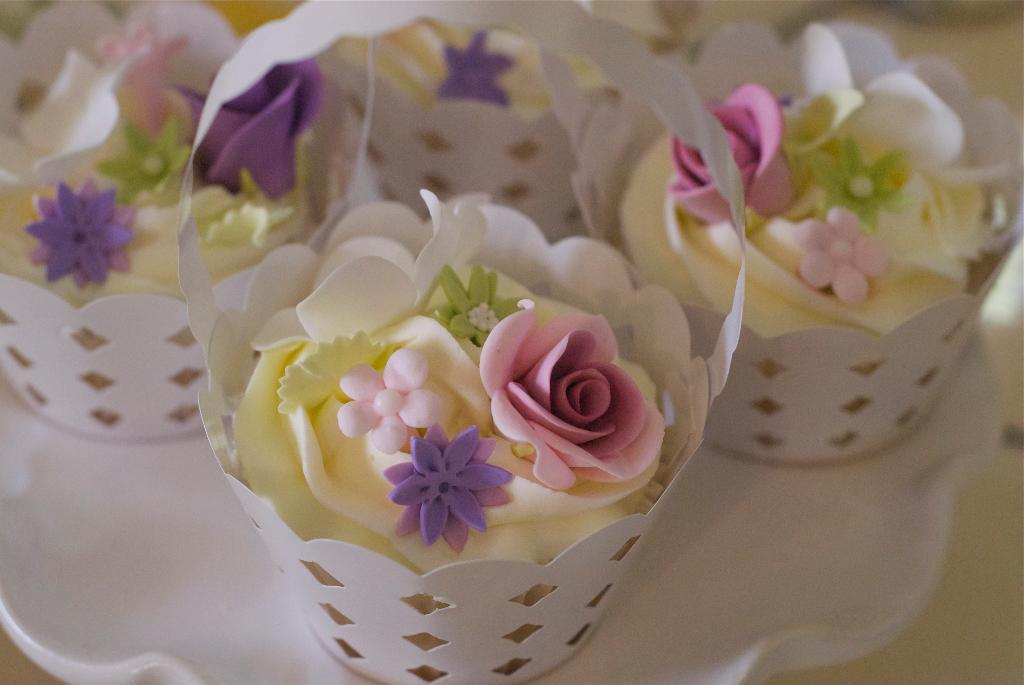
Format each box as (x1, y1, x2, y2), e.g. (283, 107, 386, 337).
(182, 59, 324, 198)
(671, 83, 795, 224)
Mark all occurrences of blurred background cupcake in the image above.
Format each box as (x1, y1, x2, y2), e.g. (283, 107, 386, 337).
(332, 20, 609, 240)
(616, 22, 1021, 462)
(0, 1, 340, 439)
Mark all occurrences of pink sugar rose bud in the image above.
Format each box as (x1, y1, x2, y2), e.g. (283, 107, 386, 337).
(797, 206, 889, 304)
(671, 83, 795, 224)
(337, 349, 443, 454)
(479, 301, 665, 490)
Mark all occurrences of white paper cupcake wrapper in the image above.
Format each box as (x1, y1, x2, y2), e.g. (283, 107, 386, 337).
(0, 270, 250, 441)
(231, 470, 676, 685)
(696, 293, 984, 463)
(177, 3, 751, 682)
(558, 20, 1022, 463)
(334, 63, 585, 242)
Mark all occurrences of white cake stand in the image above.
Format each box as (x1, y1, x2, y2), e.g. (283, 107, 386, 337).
(0, 345, 999, 685)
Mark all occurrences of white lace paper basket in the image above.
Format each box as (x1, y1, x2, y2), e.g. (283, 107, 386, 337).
(698, 294, 985, 463)
(232, 474, 666, 685)
(559, 20, 1022, 464)
(0, 271, 249, 440)
(179, 3, 751, 683)
(365, 81, 583, 242)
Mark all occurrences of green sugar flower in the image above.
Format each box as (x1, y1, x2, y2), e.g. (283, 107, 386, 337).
(193, 170, 294, 247)
(434, 265, 519, 346)
(812, 138, 910, 231)
(97, 117, 190, 203)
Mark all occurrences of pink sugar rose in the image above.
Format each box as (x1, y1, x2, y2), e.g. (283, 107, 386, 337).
(672, 83, 795, 224)
(479, 301, 665, 490)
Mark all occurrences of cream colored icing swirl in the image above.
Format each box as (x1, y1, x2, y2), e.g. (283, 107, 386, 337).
(621, 138, 980, 337)
(236, 260, 662, 572)
(620, 23, 1016, 338)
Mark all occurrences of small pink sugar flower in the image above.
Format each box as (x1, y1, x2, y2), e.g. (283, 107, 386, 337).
(97, 23, 187, 136)
(337, 349, 444, 454)
(798, 206, 889, 305)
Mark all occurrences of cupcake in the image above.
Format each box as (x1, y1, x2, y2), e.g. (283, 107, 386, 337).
(181, 5, 747, 680)
(203, 192, 715, 684)
(333, 21, 605, 240)
(0, 2, 334, 439)
(618, 23, 1021, 461)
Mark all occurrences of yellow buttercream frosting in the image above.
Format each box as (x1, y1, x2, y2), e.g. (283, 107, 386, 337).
(621, 137, 978, 337)
(236, 273, 662, 572)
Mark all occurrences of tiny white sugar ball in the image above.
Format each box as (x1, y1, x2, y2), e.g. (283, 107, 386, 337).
(371, 417, 408, 454)
(848, 174, 874, 198)
(383, 348, 429, 391)
(468, 303, 500, 332)
(373, 388, 404, 417)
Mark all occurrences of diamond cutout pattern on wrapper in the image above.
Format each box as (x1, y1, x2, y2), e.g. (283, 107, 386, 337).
(405, 632, 450, 651)
(338, 62, 586, 242)
(320, 603, 354, 626)
(80, 371, 115, 391)
(24, 384, 47, 405)
(233, 475, 672, 685)
(492, 658, 531, 676)
(6, 347, 32, 369)
(0, 271, 251, 440)
(706, 296, 985, 464)
(70, 327, 110, 351)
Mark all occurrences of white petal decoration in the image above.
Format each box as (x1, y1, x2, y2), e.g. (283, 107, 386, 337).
(296, 256, 416, 342)
(243, 244, 320, 325)
(251, 309, 309, 351)
(414, 191, 488, 300)
(21, 51, 127, 183)
(801, 23, 853, 96)
(477, 204, 553, 285)
(314, 235, 416, 287)
(852, 72, 964, 169)
(14, 1, 119, 85)
(479, 204, 634, 315)
(323, 201, 431, 257)
(913, 56, 1022, 184)
(690, 22, 795, 100)
(829, 20, 904, 86)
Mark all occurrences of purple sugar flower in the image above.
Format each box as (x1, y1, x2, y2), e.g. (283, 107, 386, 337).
(26, 180, 134, 288)
(385, 424, 512, 553)
(182, 59, 324, 198)
(437, 32, 512, 107)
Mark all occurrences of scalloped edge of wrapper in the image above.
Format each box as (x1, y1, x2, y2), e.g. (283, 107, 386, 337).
(563, 20, 1022, 464)
(177, 3, 748, 684)
(0, 2, 251, 440)
(0, 2, 358, 441)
